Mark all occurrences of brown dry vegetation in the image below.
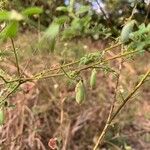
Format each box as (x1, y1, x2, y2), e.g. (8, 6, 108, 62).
(0, 31, 150, 150)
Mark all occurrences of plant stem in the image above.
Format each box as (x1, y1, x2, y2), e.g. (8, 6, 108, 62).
(110, 69, 150, 122)
(93, 50, 123, 149)
(93, 68, 150, 150)
(11, 38, 21, 78)
(2, 49, 139, 83)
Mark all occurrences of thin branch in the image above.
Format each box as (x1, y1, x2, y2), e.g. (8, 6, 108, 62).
(11, 38, 21, 78)
(128, 2, 138, 21)
(36, 43, 121, 77)
(0, 48, 140, 105)
(0, 75, 8, 83)
(93, 69, 150, 150)
(93, 49, 123, 150)
(110, 69, 150, 122)
(61, 67, 73, 80)
(2, 49, 139, 84)
(95, 0, 111, 26)
(0, 82, 21, 106)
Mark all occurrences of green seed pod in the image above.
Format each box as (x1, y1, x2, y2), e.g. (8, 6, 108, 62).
(75, 80, 85, 104)
(120, 20, 135, 43)
(0, 108, 4, 125)
(90, 69, 97, 89)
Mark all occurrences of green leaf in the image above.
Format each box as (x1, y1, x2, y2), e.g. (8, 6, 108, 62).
(0, 10, 23, 21)
(0, 10, 10, 21)
(22, 7, 43, 16)
(0, 21, 19, 39)
(71, 18, 82, 30)
(56, 6, 68, 12)
(44, 23, 59, 39)
(49, 38, 56, 52)
(42, 23, 60, 52)
(54, 16, 70, 25)
(76, 6, 90, 15)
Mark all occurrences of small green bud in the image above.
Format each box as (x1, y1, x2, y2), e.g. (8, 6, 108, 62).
(75, 80, 86, 104)
(90, 69, 97, 89)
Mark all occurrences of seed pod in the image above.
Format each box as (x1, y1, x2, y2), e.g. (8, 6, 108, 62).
(90, 69, 97, 89)
(75, 80, 85, 104)
(120, 20, 135, 43)
(0, 108, 4, 125)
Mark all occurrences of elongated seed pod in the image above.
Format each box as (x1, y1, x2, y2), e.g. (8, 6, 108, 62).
(90, 69, 97, 89)
(120, 20, 135, 43)
(75, 80, 85, 104)
(0, 109, 4, 125)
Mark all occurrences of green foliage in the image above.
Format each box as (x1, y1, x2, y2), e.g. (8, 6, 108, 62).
(0, 10, 10, 20)
(0, 21, 19, 39)
(120, 20, 136, 43)
(56, 6, 68, 12)
(127, 23, 150, 53)
(44, 23, 60, 39)
(43, 22, 60, 52)
(0, 10, 23, 21)
(21, 7, 43, 16)
(0, 6, 43, 41)
(79, 52, 103, 65)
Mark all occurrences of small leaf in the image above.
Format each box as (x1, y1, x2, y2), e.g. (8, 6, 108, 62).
(0, 10, 23, 21)
(56, 6, 68, 12)
(0, 21, 19, 39)
(0, 10, 10, 21)
(44, 23, 60, 39)
(49, 38, 56, 52)
(22, 7, 43, 16)
(54, 16, 70, 25)
(42, 23, 60, 52)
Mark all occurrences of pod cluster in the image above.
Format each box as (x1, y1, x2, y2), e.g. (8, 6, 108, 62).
(75, 68, 97, 104)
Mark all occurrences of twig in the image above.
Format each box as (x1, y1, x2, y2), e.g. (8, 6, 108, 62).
(95, 0, 111, 26)
(93, 48, 123, 149)
(35, 43, 121, 77)
(11, 38, 21, 78)
(93, 69, 150, 150)
(0, 82, 21, 106)
(0, 48, 140, 104)
(128, 2, 138, 21)
(0, 75, 8, 83)
(2, 49, 140, 84)
(110, 69, 150, 122)
(61, 67, 73, 80)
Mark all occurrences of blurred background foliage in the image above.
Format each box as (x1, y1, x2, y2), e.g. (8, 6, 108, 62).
(3, 0, 150, 30)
